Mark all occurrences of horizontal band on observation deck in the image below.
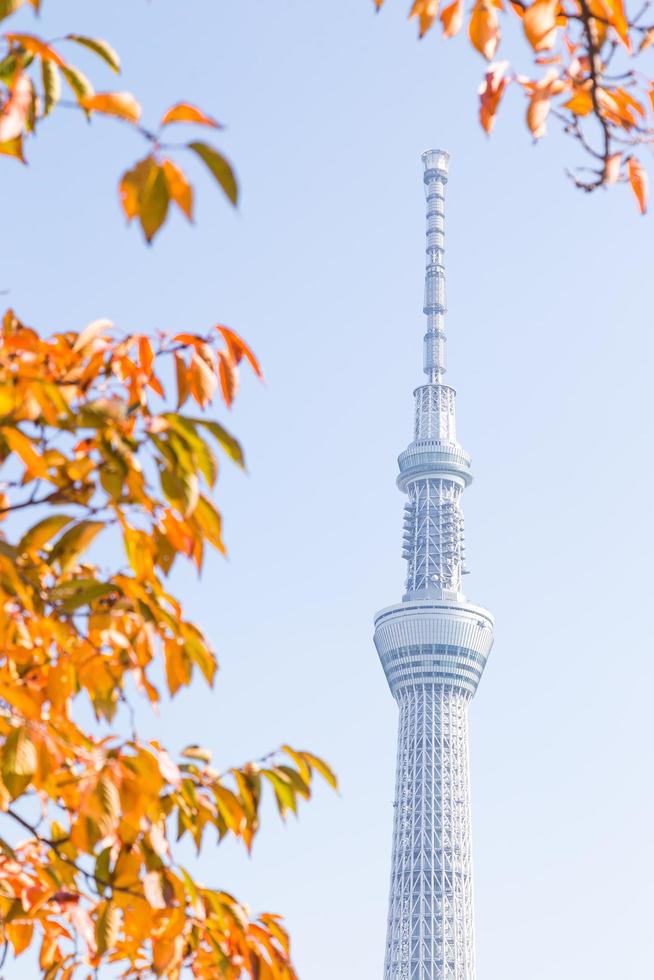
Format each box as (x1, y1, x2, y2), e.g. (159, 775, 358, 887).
(397, 441, 472, 489)
(379, 643, 487, 697)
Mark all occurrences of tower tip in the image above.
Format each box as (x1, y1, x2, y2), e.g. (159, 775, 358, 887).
(421, 149, 450, 180)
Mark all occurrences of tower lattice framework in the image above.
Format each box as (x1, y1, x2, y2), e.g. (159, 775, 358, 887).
(374, 150, 494, 980)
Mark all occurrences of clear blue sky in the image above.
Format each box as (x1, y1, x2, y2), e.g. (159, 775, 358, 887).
(4, 2, 654, 978)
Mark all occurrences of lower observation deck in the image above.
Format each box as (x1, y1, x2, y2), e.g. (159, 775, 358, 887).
(374, 599, 494, 698)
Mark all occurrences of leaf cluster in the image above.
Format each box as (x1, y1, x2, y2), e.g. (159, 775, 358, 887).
(0, 312, 336, 978)
(376, 0, 654, 211)
(0, 4, 237, 239)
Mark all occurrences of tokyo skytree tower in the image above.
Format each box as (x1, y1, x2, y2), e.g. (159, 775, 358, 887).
(373, 150, 494, 980)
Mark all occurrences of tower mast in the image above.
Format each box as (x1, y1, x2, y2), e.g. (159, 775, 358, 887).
(374, 151, 494, 980)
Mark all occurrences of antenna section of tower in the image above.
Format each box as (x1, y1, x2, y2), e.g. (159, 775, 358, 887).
(422, 148, 449, 384)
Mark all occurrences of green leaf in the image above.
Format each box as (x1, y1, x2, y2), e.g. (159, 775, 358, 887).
(49, 520, 104, 572)
(162, 415, 219, 487)
(98, 772, 121, 822)
(18, 514, 73, 554)
(0, 0, 26, 22)
(3, 727, 36, 777)
(160, 466, 198, 517)
(277, 764, 311, 800)
(195, 418, 245, 467)
(188, 141, 238, 206)
(139, 162, 170, 243)
(95, 901, 119, 956)
(181, 745, 212, 764)
(2, 728, 36, 798)
(95, 846, 111, 895)
(48, 581, 115, 613)
(41, 56, 60, 116)
(262, 768, 297, 819)
(61, 64, 94, 103)
(0, 51, 21, 84)
(66, 35, 121, 73)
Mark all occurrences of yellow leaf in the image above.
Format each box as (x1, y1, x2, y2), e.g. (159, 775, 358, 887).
(468, 0, 501, 60)
(72, 317, 112, 352)
(193, 494, 225, 554)
(1, 426, 50, 480)
(50, 520, 104, 572)
(6, 920, 33, 956)
(627, 156, 648, 214)
(120, 156, 170, 242)
(160, 101, 221, 128)
(301, 751, 338, 790)
(410, 0, 440, 37)
(523, 0, 559, 51)
(81, 91, 141, 122)
(0, 135, 25, 162)
(18, 514, 74, 553)
(162, 158, 194, 221)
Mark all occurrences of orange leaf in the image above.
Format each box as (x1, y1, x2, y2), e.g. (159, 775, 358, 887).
(174, 352, 190, 409)
(604, 152, 621, 184)
(562, 87, 593, 116)
(469, 0, 501, 60)
(5, 33, 66, 67)
(525, 69, 567, 137)
(440, 0, 464, 36)
(162, 158, 194, 221)
(478, 61, 509, 133)
(216, 326, 263, 378)
(627, 156, 648, 214)
(601, 0, 631, 49)
(217, 350, 238, 407)
(410, 0, 440, 36)
(639, 27, 654, 52)
(649, 82, 654, 114)
(189, 351, 218, 408)
(81, 92, 141, 123)
(0, 73, 31, 143)
(523, 0, 559, 51)
(160, 102, 221, 128)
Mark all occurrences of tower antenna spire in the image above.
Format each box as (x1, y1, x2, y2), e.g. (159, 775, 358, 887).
(421, 148, 450, 383)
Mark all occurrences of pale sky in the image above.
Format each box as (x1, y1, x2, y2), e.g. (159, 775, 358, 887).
(3, 1, 654, 978)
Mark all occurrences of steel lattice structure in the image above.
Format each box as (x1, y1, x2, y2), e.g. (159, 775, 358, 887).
(374, 150, 494, 980)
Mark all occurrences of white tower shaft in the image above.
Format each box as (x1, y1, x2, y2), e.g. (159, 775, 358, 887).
(374, 151, 494, 980)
